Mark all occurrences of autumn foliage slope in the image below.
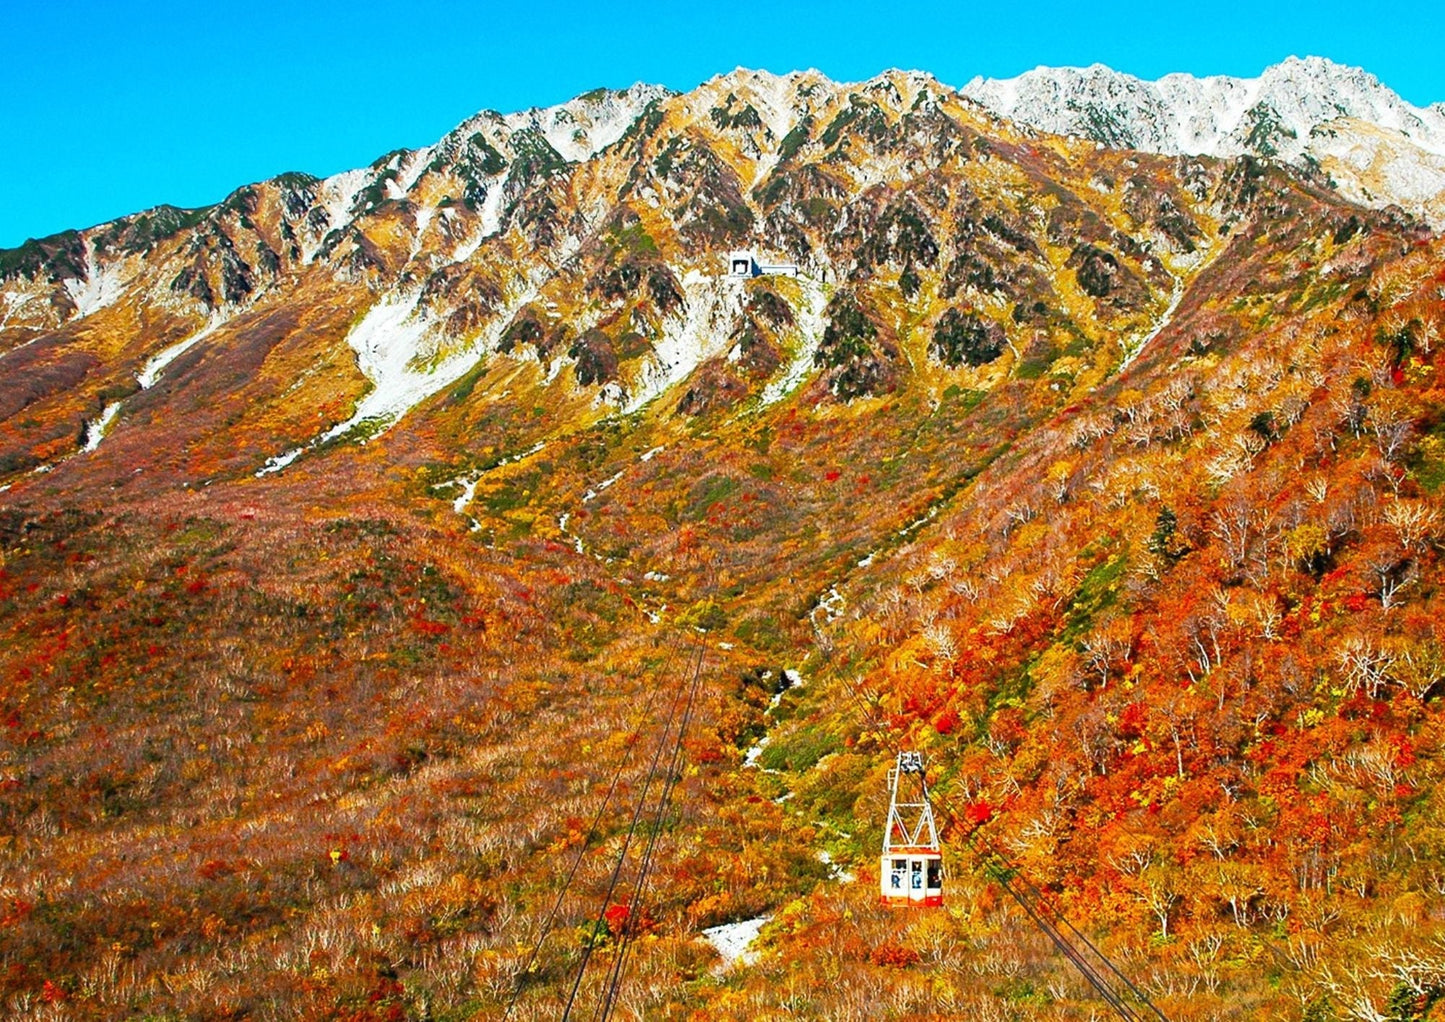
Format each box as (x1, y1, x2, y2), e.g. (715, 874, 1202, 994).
(1, 69, 1445, 1020)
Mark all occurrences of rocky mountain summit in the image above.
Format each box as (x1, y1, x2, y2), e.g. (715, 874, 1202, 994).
(963, 55, 1445, 223)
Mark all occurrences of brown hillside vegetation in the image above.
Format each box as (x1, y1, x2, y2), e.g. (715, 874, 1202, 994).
(2, 69, 1445, 1020)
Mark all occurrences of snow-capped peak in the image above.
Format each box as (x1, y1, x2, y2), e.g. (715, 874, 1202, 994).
(961, 55, 1445, 163)
(960, 56, 1445, 223)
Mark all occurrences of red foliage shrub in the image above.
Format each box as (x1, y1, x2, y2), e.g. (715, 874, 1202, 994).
(869, 941, 920, 968)
(604, 903, 632, 936)
(1, 898, 34, 927)
(409, 617, 450, 638)
(197, 859, 237, 881)
(966, 801, 994, 825)
(1118, 702, 1147, 739)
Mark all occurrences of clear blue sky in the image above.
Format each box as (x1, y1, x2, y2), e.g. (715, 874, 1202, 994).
(2, 0, 1442, 249)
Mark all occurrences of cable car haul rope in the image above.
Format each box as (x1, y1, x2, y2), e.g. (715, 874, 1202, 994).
(503, 597, 1170, 1021)
(498, 623, 707, 1022)
(843, 668, 1172, 1021)
(878, 747, 1171, 1021)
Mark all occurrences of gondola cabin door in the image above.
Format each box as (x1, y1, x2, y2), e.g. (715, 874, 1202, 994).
(879, 752, 943, 907)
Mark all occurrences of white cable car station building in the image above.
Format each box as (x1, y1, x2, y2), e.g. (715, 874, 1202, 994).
(726, 249, 799, 278)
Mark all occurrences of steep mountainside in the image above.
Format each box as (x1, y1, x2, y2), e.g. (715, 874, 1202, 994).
(963, 56, 1445, 225)
(1, 63, 1445, 1021)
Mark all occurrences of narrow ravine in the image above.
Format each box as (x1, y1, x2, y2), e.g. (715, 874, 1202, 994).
(758, 276, 829, 408)
(1118, 276, 1185, 374)
(79, 316, 229, 454)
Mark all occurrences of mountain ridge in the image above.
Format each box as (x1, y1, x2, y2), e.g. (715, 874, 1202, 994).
(961, 55, 1445, 225)
(6, 56, 1440, 271)
(962, 55, 1445, 155)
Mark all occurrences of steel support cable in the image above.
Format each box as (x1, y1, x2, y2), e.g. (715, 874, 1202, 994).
(935, 798, 1128, 1016)
(930, 791, 1169, 1022)
(837, 672, 895, 751)
(594, 558, 722, 1020)
(589, 647, 696, 1022)
(940, 794, 1168, 1021)
(834, 672, 1168, 1021)
(928, 778, 1147, 997)
(995, 847, 1170, 1022)
(560, 647, 693, 1022)
(595, 634, 708, 1022)
(987, 858, 1144, 1022)
(929, 792, 1142, 1021)
(501, 638, 685, 1022)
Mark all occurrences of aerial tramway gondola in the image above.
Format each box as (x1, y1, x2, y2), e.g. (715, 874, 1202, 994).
(879, 750, 944, 907)
(872, 747, 1172, 1018)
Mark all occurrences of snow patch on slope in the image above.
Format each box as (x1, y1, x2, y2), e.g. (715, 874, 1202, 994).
(1119, 277, 1185, 374)
(257, 447, 304, 477)
(702, 916, 770, 969)
(82, 315, 229, 454)
(136, 318, 226, 389)
(743, 736, 770, 768)
(583, 470, 625, 503)
(448, 476, 480, 516)
(259, 266, 553, 475)
(82, 402, 122, 452)
(622, 270, 743, 412)
(63, 242, 131, 319)
(323, 291, 437, 438)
